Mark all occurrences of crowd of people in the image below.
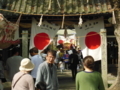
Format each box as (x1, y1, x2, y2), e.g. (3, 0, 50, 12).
(55, 48, 83, 80)
(0, 47, 105, 90)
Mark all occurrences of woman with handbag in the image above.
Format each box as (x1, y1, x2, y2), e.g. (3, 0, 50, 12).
(11, 58, 35, 90)
(76, 56, 105, 90)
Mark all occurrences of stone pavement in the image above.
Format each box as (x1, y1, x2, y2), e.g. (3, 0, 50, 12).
(57, 69, 117, 90)
(58, 69, 75, 90)
(107, 73, 116, 84)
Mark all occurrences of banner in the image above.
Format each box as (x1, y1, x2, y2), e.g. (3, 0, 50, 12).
(74, 17, 104, 61)
(30, 18, 60, 51)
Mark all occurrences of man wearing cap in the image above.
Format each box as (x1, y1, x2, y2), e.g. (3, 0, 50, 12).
(29, 47, 44, 82)
(11, 58, 35, 90)
(35, 50, 59, 90)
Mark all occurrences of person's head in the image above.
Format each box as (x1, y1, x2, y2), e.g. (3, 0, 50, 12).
(60, 49, 64, 53)
(83, 56, 95, 70)
(77, 47, 81, 51)
(36, 82, 46, 90)
(46, 50, 56, 64)
(72, 49, 77, 54)
(12, 47, 19, 56)
(29, 47, 38, 56)
(41, 49, 48, 54)
(19, 58, 34, 72)
(77, 50, 81, 54)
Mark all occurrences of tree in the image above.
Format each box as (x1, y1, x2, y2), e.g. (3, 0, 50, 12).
(108, 0, 120, 90)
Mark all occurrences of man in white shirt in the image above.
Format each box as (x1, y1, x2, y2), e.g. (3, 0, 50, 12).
(29, 47, 44, 82)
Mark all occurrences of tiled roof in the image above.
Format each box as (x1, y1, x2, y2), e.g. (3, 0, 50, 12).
(0, 0, 114, 16)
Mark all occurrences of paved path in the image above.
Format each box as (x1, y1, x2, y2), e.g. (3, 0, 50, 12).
(58, 69, 75, 90)
(57, 69, 117, 90)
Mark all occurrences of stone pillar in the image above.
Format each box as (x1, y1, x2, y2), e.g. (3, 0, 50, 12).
(100, 29, 108, 89)
(22, 30, 28, 58)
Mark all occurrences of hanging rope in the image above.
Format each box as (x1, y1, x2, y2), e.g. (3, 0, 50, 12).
(38, 14, 43, 27)
(112, 10, 116, 24)
(78, 14, 83, 27)
(24, 31, 101, 39)
(48, 0, 52, 10)
(61, 14, 65, 29)
(56, 0, 61, 9)
(16, 13, 22, 25)
(111, 2, 118, 24)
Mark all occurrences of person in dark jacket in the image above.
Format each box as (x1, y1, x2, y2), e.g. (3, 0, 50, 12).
(69, 49, 79, 79)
